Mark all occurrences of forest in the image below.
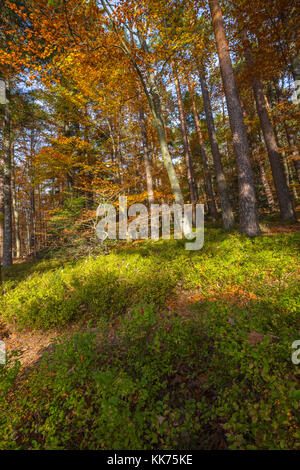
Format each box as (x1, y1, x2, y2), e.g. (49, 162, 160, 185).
(0, 0, 299, 452)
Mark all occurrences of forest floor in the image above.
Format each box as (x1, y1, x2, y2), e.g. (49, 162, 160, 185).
(0, 218, 299, 450)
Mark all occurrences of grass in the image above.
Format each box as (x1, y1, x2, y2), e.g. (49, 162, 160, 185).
(0, 226, 299, 449)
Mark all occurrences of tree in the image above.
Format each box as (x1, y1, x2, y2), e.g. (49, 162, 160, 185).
(173, 62, 197, 204)
(139, 107, 154, 207)
(241, 30, 296, 222)
(2, 78, 13, 266)
(198, 69, 234, 229)
(189, 85, 218, 220)
(208, 0, 260, 236)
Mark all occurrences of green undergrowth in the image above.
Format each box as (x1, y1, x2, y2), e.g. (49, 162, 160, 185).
(1, 229, 299, 330)
(0, 301, 299, 450)
(0, 228, 299, 449)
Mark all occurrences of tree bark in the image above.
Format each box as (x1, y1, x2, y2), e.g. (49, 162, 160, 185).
(190, 89, 218, 220)
(139, 107, 155, 206)
(198, 70, 234, 229)
(208, 0, 260, 236)
(242, 31, 296, 222)
(2, 78, 13, 266)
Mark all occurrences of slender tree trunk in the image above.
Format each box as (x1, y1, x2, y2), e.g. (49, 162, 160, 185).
(291, 54, 300, 108)
(29, 129, 36, 256)
(242, 31, 296, 222)
(139, 108, 155, 206)
(288, 161, 299, 201)
(105, 19, 185, 205)
(252, 143, 276, 212)
(0, 139, 3, 262)
(147, 70, 184, 205)
(197, 180, 207, 212)
(66, 171, 73, 192)
(190, 89, 218, 220)
(26, 216, 30, 256)
(208, 0, 260, 236)
(282, 155, 298, 201)
(0, 126, 3, 282)
(30, 187, 36, 255)
(279, 9, 300, 108)
(278, 103, 300, 184)
(2, 78, 13, 266)
(273, 82, 300, 186)
(198, 70, 234, 229)
(289, 145, 300, 186)
(259, 161, 276, 212)
(107, 117, 124, 185)
(84, 117, 94, 210)
(293, 159, 300, 182)
(11, 146, 21, 258)
(173, 64, 197, 204)
(116, 124, 124, 186)
(64, 122, 74, 195)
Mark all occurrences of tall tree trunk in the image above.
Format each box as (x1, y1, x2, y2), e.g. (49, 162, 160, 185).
(2, 78, 13, 266)
(190, 89, 218, 220)
(198, 70, 234, 229)
(84, 115, 94, 210)
(11, 146, 21, 259)
(29, 129, 36, 256)
(0, 139, 3, 262)
(139, 108, 155, 206)
(208, 0, 260, 236)
(30, 187, 36, 255)
(173, 64, 197, 204)
(242, 31, 296, 222)
(0, 123, 3, 282)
